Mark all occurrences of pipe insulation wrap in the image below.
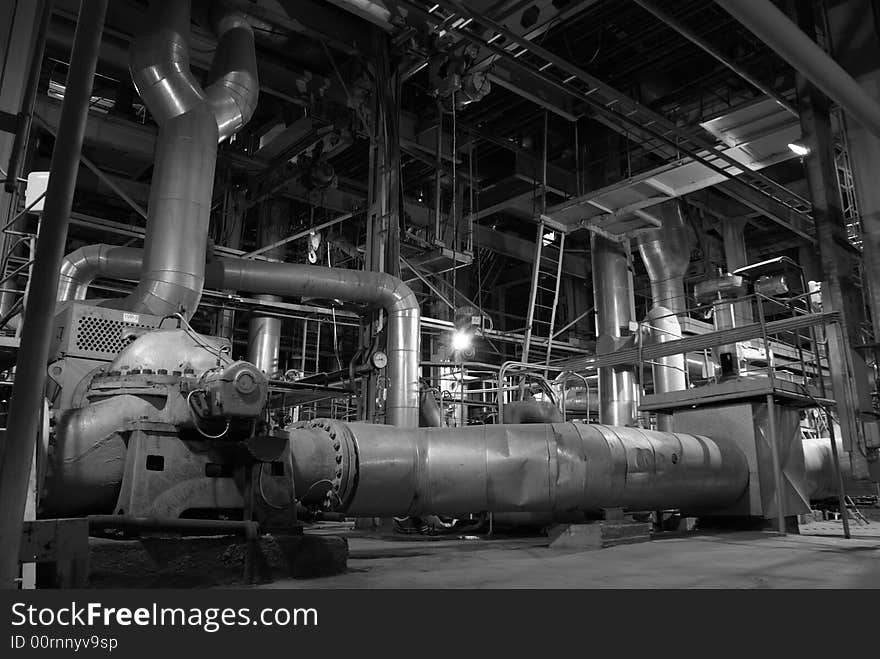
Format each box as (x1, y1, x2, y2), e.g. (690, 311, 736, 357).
(124, 0, 258, 319)
(288, 420, 752, 517)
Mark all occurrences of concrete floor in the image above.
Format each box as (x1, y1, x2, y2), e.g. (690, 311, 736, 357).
(261, 520, 880, 589)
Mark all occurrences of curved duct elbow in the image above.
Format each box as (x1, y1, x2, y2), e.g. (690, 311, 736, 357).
(129, 0, 204, 124)
(637, 200, 691, 314)
(208, 258, 421, 427)
(58, 245, 144, 303)
(205, 11, 259, 142)
(55, 248, 422, 428)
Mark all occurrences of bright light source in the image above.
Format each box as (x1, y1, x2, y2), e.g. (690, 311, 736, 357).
(451, 329, 473, 352)
(542, 230, 556, 246)
(788, 142, 810, 156)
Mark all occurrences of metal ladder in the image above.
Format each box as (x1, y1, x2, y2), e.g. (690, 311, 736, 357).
(522, 217, 566, 366)
(409, 0, 813, 226)
(299, 319, 322, 375)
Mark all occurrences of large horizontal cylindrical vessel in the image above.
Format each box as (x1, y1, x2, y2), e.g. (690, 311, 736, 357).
(288, 420, 752, 517)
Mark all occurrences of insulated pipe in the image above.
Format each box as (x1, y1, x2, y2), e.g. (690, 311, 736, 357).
(714, 0, 880, 139)
(57, 244, 142, 302)
(289, 420, 751, 516)
(247, 202, 287, 376)
(124, 0, 257, 319)
(204, 10, 259, 142)
(637, 202, 690, 430)
(637, 200, 690, 315)
(591, 234, 637, 426)
(0, 0, 108, 589)
(56, 247, 421, 427)
(502, 400, 564, 424)
(121, 105, 218, 318)
(642, 306, 685, 432)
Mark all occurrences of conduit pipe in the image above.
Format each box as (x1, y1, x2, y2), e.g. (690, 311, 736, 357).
(714, 0, 880, 139)
(56, 246, 421, 428)
(122, 0, 257, 319)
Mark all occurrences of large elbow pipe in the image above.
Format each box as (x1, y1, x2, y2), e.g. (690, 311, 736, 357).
(208, 258, 420, 427)
(56, 248, 421, 428)
(122, 0, 258, 319)
(57, 245, 144, 303)
(204, 11, 259, 142)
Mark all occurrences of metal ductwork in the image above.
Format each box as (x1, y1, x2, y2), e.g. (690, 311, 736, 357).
(121, 0, 258, 320)
(591, 234, 637, 426)
(288, 419, 751, 516)
(637, 200, 691, 430)
(642, 306, 685, 432)
(57, 244, 143, 302)
(56, 246, 421, 428)
(637, 200, 691, 315)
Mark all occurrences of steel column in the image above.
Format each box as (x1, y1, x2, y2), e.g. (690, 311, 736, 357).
(0, 0, 107, 589)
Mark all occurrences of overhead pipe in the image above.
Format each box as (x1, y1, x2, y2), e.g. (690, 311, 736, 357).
(56, 246, 421, 428)
(122, 0, 257, 319)
(591, 234, 637, 426)
(714, 0, 880, 139)
(0, 0, 108, 590)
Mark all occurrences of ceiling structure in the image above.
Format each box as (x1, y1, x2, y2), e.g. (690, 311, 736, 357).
(28, 0, 850, 360)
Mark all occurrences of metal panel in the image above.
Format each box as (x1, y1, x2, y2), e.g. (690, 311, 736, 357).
(51, 302, 162, 363)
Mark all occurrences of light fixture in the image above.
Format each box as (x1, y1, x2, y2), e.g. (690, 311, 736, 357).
(451, 329, 473, 352)
(787, 141, 809, 157)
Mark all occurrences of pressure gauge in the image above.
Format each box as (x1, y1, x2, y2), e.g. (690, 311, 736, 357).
(371, 351, 388, 370)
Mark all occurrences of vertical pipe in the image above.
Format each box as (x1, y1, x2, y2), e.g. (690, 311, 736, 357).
(637, 200, 691, 430)
(591, 234, 637, 426)
(247, 200, 286, 377)
(0, 0, 107, 588)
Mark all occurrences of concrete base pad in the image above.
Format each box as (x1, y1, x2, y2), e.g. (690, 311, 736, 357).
(548, 521, 652, 550)
(86, 533, 348, 587)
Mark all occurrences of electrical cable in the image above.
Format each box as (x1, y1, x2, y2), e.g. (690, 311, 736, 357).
(257, 465, 288, 510)
(186, 389, 230, 439)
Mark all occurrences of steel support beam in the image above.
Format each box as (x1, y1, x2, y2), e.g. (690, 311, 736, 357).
(0, 0, 107, 589)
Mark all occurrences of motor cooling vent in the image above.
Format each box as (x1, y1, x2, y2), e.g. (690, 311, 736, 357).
(74, 315, 153, 355)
